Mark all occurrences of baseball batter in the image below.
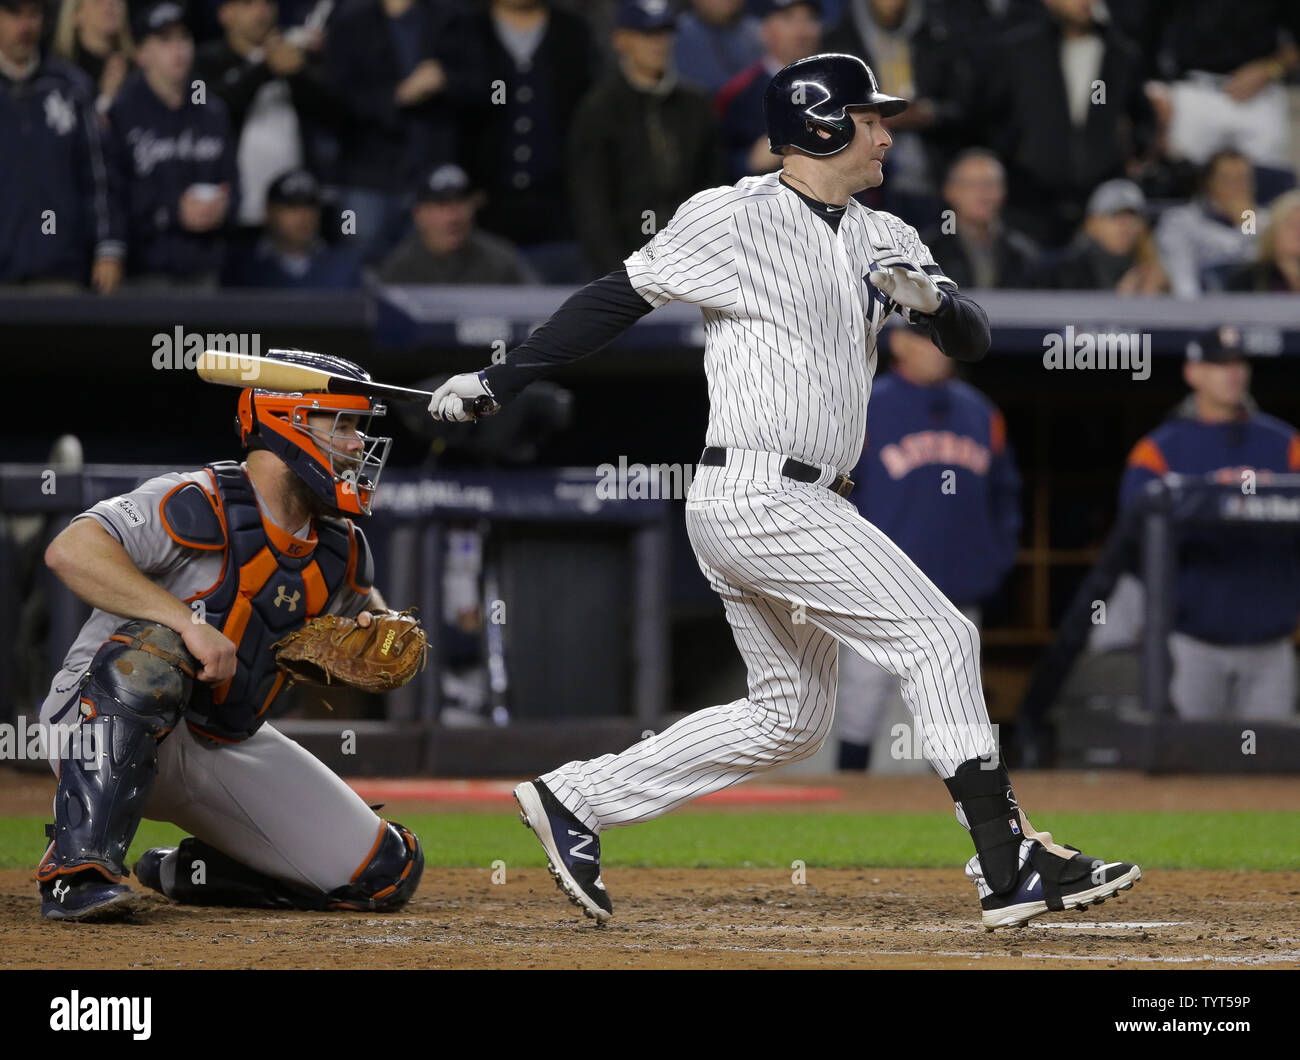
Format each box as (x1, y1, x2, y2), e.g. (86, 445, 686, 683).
(35, 351, 423, 920)
(431, 54, 1140, 930)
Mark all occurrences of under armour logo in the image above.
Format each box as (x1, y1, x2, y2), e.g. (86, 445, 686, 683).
(52, 879, 70, 902)
(567, 829, 596, 862)
(273, 586, 301, 612)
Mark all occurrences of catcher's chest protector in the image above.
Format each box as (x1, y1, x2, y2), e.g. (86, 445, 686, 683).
(162, 461, 373, 742)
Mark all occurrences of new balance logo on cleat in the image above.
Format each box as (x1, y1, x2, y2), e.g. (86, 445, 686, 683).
(568, 830, 596, 862)
(513, 779, 614, 924)
(979, 839, 1141, 930)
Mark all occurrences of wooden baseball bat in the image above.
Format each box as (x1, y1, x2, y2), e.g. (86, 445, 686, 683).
(195, 350, 499, 415)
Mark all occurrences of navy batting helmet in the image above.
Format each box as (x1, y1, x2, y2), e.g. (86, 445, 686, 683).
(764, 53, 909, 157)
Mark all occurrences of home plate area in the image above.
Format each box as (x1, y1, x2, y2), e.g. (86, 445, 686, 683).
(3, 867, 1297, 969)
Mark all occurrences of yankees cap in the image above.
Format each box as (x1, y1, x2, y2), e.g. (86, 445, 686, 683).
(616, 0, 677, 32)
(756, 0, 823, 17)
(132, 0, 188, 41)
(267, 169, 322, 207)
(415, 163, 476, 203)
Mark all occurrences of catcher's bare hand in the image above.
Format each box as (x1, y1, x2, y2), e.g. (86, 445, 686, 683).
(182, 621, 237, 684)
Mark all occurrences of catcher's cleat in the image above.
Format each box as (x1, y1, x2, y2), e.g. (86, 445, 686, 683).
(513, 780, 612, 924)
(975, 839, 1141, 930)
(40, 870, 138, 921)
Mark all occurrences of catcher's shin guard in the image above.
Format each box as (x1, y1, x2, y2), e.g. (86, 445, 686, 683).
(943, 756, 1023, 896)
(326, 820, 424, 912)
(36, 622, 195, 884)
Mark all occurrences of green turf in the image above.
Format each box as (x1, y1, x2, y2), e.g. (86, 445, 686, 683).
(2, 811, 1296, 872)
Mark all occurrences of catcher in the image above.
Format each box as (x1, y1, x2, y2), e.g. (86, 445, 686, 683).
(34, 350, 427, 920)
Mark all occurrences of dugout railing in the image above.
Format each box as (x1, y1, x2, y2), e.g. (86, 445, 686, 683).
(1017, 475, 1300, 772)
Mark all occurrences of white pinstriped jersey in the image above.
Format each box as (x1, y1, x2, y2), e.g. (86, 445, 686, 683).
(624, 171, 953, 475)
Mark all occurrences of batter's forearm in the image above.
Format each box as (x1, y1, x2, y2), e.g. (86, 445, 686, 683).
(922, 290, 990, 363)
(45, 520, 194, 632)
(482, 268, 654, 402)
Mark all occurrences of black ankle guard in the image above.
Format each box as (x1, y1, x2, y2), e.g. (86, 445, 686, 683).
(943, 756, 1023, 896)
(1030, 844, 1100, 912)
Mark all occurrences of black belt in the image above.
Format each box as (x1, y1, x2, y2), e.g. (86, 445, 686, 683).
(699, 447, 855, 499)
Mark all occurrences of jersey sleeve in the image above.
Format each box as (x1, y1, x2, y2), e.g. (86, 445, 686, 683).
(74, 472, 205, 576)
(624, 186, 740, 310)
(1119, 435, 1168, 509)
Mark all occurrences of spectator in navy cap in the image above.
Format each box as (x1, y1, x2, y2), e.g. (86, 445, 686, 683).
(715, 0, 821, 181)
(227, 168, 361, 288)
(376, 163, 537, 285)
(569, 0, 723, 275)
(0, 0, 124, 289)
(674, 0, 761, 95)
(105, 0, 238, 286)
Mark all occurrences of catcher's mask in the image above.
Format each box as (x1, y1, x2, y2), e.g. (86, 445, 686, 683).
(235, 350, 392, 516)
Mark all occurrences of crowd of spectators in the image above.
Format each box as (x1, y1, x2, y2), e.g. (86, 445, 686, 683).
(2, 0, 1298, 293)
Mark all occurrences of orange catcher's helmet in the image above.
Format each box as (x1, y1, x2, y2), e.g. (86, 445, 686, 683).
(235, 349, 392, 516)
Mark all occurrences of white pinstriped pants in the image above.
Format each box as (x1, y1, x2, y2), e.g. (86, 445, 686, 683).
(543, 450, 996, 832)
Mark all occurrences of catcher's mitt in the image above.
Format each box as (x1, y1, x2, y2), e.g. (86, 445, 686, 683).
(272, 611, 428, 693)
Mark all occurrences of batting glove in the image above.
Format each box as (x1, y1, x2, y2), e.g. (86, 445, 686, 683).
(428, 371, 500, 423)
(868, 262, 945, 315)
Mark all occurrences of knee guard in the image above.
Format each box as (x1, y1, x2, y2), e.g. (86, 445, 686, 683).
(36, 621, 195, 883)
(325, 821, 424, 913)
(943, 756, 1023, 896)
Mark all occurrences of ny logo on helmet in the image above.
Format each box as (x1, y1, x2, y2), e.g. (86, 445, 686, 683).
(789, 80, 838, 120)
(274, 586, 301, 612)
(790, 65, 880, 115)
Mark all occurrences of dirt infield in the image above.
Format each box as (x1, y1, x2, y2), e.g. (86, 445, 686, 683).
(2, 867, 1297, 970)
(5, 768, 1298, 969)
